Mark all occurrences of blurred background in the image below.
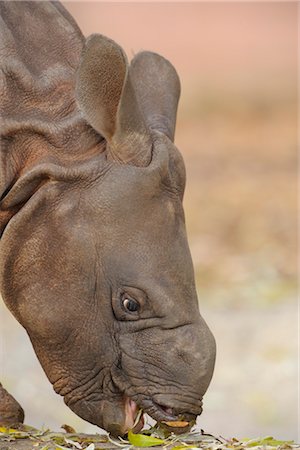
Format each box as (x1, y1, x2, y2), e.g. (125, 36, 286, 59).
(0, 1, 297, 442)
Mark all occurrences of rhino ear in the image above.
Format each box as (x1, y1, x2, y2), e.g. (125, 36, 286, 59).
(76, 34, 152, 166)
(129, 52, 181, 142)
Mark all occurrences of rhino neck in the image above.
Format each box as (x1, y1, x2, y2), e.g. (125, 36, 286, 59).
(0, 1, 105, 235)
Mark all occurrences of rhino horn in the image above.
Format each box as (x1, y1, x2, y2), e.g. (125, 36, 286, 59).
(76, 34, 152, 167)
(129, 51, 181, 142)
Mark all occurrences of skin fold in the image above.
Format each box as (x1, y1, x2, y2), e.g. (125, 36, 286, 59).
(0, 1, 216, 436)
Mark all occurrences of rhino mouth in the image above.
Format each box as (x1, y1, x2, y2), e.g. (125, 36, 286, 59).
(144, 400, 198, 424)
(124, 396, 199, 431)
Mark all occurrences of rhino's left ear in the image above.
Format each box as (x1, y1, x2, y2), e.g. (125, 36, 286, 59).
(129, 52, 181, 142)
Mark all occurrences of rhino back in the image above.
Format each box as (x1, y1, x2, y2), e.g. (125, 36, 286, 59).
(0, 1, 103, 199)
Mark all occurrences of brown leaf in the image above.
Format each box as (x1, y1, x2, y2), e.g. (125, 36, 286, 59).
(161, 421, 189, 427)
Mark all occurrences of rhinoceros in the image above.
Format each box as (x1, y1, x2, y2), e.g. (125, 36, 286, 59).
(0, 0, 216, 437)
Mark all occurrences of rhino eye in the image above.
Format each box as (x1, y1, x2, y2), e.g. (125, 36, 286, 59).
(122, 296, 140, 313)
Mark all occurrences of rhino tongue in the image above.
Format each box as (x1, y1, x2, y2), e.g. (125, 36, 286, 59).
(124, 397, 144, 433)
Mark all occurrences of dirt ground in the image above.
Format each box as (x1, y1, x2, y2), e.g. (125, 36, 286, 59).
(0, 1, 297, 444)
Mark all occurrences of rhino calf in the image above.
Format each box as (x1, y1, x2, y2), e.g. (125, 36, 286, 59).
(0, 1, 216, 437)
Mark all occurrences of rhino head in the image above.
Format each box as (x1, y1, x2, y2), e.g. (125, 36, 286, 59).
(0, 34, 216, 436)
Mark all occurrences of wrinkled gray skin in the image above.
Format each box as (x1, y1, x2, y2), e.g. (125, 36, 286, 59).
(0, 1, 216, 437)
